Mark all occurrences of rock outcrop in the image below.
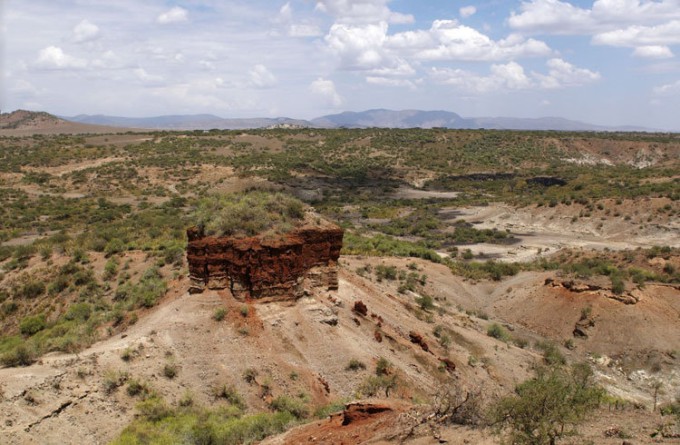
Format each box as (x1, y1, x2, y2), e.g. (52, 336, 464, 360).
(186, 220, 343, 301)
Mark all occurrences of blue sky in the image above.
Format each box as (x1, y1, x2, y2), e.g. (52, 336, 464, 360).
(2, 0, 680, 129)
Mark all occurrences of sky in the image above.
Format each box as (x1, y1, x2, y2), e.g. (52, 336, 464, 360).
(1, 0, 680, 129)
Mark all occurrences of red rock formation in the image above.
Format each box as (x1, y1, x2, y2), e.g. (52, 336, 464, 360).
(186, 223, 343, 301)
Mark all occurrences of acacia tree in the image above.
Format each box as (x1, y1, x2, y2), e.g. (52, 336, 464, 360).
(491, 363, 604, 445)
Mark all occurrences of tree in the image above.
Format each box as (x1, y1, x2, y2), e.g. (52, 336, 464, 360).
(491, 363, 604, 445)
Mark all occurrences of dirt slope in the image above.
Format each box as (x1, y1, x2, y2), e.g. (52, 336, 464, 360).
(0, 261, 537, 445)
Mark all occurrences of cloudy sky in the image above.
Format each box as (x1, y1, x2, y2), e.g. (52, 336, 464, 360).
(2, 0, 680, 129)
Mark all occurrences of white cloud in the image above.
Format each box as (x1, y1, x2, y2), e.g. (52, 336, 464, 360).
(72, 19, 100, 43)
(431, 58, 599, 93)
(592, 20, 680, 47)
(536, 58, 601, 88)
(325, 22, 390, 70)
(157, 7, 188, 25)
(277, 2, 323, 37)
(324, 18, 551, 79)
(249, 64, 278, 88)
(509, 0, 680, 59)
(134, 68, 164, 84)
(633, 45, 674, 58)
(91, 50, 125, 69)
(309, 77, 343, 107)
(459, 6, 477, 19)
(35, 46, 87, 70)
(653, 79, 680, 95)
(405, 20, 552, 61)
(591, 0, 680, 23)
(315, 0, 414, 24)
(366, 76, 416, 88)
(508, 0, 594, 34)
(431, 62, 532, 93)
(289, 24, 323, 37)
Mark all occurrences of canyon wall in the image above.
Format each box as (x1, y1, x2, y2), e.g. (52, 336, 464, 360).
(186, 224, 344, 301)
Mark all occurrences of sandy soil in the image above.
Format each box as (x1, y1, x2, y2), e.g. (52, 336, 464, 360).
(440, 201, 680, 262)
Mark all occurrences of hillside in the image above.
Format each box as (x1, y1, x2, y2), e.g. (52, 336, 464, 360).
(0, 110, 142, 135)
(0, 128, 678, 444)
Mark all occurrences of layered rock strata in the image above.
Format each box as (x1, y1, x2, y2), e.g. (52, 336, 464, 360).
(186, 224, 343, 301)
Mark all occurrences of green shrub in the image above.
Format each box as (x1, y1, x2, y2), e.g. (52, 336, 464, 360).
(193, 191, 306, 237)
(376, 357, 392, 376)
(487, 323, 509, 342)
(162, 363, 178, 379)
(213, 307, 227, 321)
(415, 294, 435, 311)
(346, 359, 366, 371)
(0, 343, 36, 367)
(270, 395, 310, 419)
(16, 280, 46, 299)
(536, 341, 566, 367)
(491, 363, 604, 445)
(19, 314, 46, 336)
(215, 384, 246, 410)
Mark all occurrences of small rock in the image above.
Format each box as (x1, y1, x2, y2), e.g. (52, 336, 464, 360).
(321, 317, 338, 326)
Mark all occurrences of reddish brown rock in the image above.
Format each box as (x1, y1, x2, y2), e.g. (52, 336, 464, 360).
(341, 402, 393, 426)
(186, 223, 343, 301)
(353, 300, 368, 316)
(409, 331, 429, 352)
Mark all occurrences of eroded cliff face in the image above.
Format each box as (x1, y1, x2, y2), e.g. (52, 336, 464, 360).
(186, 224, 343, 301)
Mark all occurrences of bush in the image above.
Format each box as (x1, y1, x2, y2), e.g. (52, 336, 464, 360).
(19, 314, 46, 336)
(213, 307, 227, 321)
(487, 323, 509, 342)
(376, 357, 392, 376)
(16, 280, 46, 299)
(346, 359, 366, 371)
(270, 395, 310, 419)
(136, 397, 172, 422)
(162, 363, 178, 379)
(193, 191, 306, 237)
(0, 343, 36, 367)
(536, 341, 566, 367)
(491, 363, 604, 445)
(215, 384, 246, 410)
(415, 294, 435, 311)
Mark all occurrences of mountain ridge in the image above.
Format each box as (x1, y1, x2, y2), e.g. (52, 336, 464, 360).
(67, 109, 660, 132)
(2, 109, 663, 132)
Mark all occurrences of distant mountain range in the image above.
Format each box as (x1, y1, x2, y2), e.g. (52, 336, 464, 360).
(63, 109, 658, 132)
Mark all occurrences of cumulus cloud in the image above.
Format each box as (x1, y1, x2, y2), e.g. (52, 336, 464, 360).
(309, 77, 343, 107)
(157, 6, 188, 24)
(409, 20, 552, 61)
(315, 0, 414, 24)
(508, 0, 594, 34)
(35, 46, 87, 70)
(535, 58, 601, 88)
(324, 18, 551, 80)
(510, 1, 680, 58)
(593, 20, 680, 47)
(249, 64, 278, 88)
(431, 62, 532, 93)
(431, 58, 599, 93)
(459, 6, 477, 19)
(72, 19, 100, 43)
(633, 45, 674, 58)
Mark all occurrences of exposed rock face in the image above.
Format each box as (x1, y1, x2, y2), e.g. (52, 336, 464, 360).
(186, 224, 343, 301)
